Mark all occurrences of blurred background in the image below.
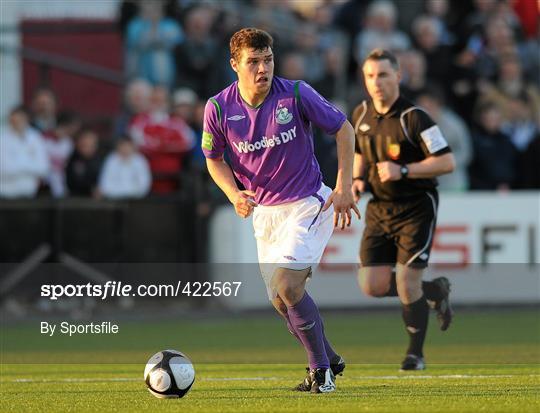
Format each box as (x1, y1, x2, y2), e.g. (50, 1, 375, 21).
(0, 0, 538, 323)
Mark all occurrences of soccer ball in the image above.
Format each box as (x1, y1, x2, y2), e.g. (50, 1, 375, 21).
(144, 349, 195, 398)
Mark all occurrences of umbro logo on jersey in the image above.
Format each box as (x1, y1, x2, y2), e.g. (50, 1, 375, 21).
(359, 123, 370, 132)
(227, 114, 246, 121)
(419, 253, 429, 260)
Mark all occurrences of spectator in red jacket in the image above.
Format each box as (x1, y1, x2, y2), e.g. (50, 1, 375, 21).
(129, 85, 195, 193)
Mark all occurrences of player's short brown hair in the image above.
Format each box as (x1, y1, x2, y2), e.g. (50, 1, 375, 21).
(363, 49, 400, 71)
(230, 28, 274, 62)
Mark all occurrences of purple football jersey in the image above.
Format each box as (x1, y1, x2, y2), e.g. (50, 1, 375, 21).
(202, 77, 346, 205)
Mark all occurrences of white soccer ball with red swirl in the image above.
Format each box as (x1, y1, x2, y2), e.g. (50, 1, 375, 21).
(144, 349, 195, 398)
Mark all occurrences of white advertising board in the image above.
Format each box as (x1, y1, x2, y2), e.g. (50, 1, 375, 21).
(210, 192, 540, 309)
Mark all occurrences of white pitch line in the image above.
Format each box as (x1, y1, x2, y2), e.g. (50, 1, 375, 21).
(203, 377, 275, 381)
(13, 378, 140, 383)
(351, 374, 540, 380)
(8, 374, 540, 384)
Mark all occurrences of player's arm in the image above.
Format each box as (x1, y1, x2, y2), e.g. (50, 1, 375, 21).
(335, 120, 355, 194)
(205, 157, 239, 202)
(295, 81, 360, 227)
(323, 120, 361, 228)
(206, 157, 257, 218)
(350, 102, 367, 201)
(378, 109, 455, 182)
(405, 152, 455, 179)
(353, 152, 365, 179)
(377, 148, 455, 182)
(202, 99, 256, 219)
(406, 110, 455, 178)
(351, 152, 366, 202)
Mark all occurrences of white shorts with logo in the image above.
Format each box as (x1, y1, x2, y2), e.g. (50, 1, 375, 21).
(252, 184, 334, 300)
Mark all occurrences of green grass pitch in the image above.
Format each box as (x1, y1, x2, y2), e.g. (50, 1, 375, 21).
(1, 308, 539, 412)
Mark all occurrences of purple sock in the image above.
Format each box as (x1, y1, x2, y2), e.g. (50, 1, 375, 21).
(287, 292, 329, 370)
(320, 318, 338, 361)
(284, 316, 304, 345)
(283, 314, 337, 361)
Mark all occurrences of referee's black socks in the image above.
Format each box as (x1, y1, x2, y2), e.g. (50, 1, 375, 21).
(384, 272, 444, 302)
(402, 296, 429, 357)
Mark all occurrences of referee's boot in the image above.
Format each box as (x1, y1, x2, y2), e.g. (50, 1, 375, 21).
(399, 354, 426, 371)
(429, 276, 453, 331)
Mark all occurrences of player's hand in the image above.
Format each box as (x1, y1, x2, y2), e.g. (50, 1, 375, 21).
(230, 190, 258, 218)
(351, 179, 365, 203)
(323, 188, 361, 230)
(377, 161, 401, 182)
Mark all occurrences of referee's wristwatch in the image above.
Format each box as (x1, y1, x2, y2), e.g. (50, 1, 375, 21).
(400, 164, 409, 179)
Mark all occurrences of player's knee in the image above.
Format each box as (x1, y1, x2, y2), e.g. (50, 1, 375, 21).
(272, 296, 288, 317)
(360, 281, 388, 297)
(272, 269, 307, 306)
(358, 268, 392, 297)
(280, 287, 303, 306)
(276, 283, 303, 306)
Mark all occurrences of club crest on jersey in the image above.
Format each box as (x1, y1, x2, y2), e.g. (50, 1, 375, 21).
(387, 143, 400, 160)
(275, 105, 293, 125)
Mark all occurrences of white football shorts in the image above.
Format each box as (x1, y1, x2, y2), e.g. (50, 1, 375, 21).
(252, 184, 334, 300)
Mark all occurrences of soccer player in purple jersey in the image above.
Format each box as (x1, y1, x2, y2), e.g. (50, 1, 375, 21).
(202, 28, 360, 393)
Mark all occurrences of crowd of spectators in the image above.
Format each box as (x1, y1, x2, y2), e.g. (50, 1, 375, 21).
(0, 80, 197, 199)
(1, 0, 539, 201)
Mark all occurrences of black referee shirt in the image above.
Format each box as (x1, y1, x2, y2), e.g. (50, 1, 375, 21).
(352, 95, 452, 201)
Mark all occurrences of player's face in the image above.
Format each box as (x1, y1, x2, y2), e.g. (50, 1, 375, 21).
(362, 59, 401, 104)
(231, 47, 274, 95)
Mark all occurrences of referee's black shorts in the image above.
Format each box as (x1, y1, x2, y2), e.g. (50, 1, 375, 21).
(360, 192, 439, 269)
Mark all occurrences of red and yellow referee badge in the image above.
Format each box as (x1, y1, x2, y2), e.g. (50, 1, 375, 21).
(387, 143, 400, 160)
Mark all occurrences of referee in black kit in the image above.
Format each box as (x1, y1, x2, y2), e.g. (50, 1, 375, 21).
(351, 49, 456, 371)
